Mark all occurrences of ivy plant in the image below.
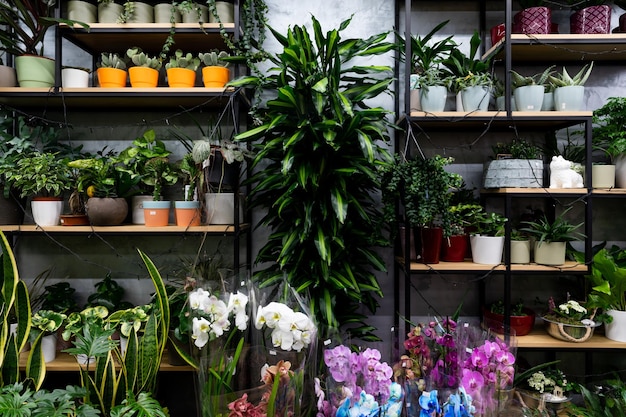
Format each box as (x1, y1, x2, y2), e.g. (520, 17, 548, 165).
(231, 16, 396, 341)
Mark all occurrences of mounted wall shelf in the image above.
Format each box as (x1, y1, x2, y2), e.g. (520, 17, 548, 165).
(403, 260, 586, 274)
(407, 111, 592, 130)
(19, 352, 194, 372)
(0, 224, 249, 234)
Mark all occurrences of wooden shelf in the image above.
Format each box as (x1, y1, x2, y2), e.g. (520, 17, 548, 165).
(404, 260, 587, 274)
(406, 111, 591, 130)
(0, 224, 249, 234)
(60, 23, 234, 55)
(19, 351, 194, 372)
(516, 327, 626, 349)
(483, 34, 626, 63)
(591, 188, 626, 195)
(482, 188, 588, 196)
(0, 87, 240, 110)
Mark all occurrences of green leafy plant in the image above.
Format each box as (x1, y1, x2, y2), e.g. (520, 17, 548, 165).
(199, 50, 231, 68)
(86, 273, 133, 312)
(443, 31, 494, 92)
(491, 138, 543, 159)
(473, 211, 508, 236)
(520, 207, 584, 243)
(592, 97, 626, 162)
(68, 151, 138, 199)
(107, 304, 152, 338)
(61, 306, 109, 342)
(490, 300, 527, 316)
(37, 282, 78, 314)
(510, 66, 555, 89)
(165, 49, 201, 71)
(381, 154, 463, 237)
(126, 47, 162, 70)
(448, 203, 484, 235)
(230, 15, 395, 340)
(548, 62, 594, 87)
(585, 247, 626, 312)
(177, 153, 202, 201)
(143, 156, 178, 201)
(569, 376, 626, 416)
(5, 151, 72, 198)
(31, 309, 66, 334)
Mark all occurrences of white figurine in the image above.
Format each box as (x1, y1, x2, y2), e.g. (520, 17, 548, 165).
(549, 155, 584, 189)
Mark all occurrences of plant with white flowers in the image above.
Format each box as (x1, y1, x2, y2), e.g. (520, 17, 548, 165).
(189, 287, 249, 348)
(255, 301, 317, 352)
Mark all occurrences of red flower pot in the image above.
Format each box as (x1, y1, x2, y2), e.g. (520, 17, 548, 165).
(441, 234, 468, 262)
(570, 5, 611, 34)
(482, 307, 536, 336)
(416, 227, 443, 264)
(513, 7, 551, 35)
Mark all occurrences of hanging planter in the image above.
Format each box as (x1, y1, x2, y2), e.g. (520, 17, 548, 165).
(570, 5, 611, 34)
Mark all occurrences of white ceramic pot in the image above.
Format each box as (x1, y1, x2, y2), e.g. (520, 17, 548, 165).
(62, 68, 90, 88)
(534, 241, 566, 266)
(592, 164, 616, 189)
(461, 85, 491, 112)
(470, 235, 504, 265)
(31, 198, 63, 226)
(132, 195, 153, 224)
(420, 85, 447, 112)
(42, 333, 57, 363)
(514, 85, 544, 112)
(605, 309, 626, 342)
(553, 85, 585, 111)
(204, 192, 243, 225)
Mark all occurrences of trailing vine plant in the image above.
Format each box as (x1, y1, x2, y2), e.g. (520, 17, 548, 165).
(230, 16, 396, 341)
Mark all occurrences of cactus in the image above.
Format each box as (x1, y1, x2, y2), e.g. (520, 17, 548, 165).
(165, 49, 200, 71)
(99, 52, 128, 70)
(198, 50, 230, 68)
(126, 47, 162, 70)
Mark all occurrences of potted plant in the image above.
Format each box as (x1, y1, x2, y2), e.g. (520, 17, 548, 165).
(142, 156, 178, 227)
(565, 0, 611, 34)
(165, 49, 200, 88)
(441, 203, 483, 262)
(86, 273, 133, 312)
(482, 299, 536, 336)
(592, 97, 626, 188)
(0, 0, 89, 87)
(541, 297, 602, 343)
(484, 138, 544, 188)
(97, 0, 123, 23)
(32, 309, 67, 362)
(514, 0, 552, 35)
(583, 246, 626, 342)
(516, 365, 574, 412)
(381, 154, 463, 264)
(509, 229, 532, 264)
(126, 46, 162, 88)
(68, 151, 136, 225)
(107, 303, 152, 356)
(443, 31, 494, 112)
(67, 0, 98, 24)
(199, 50, 231, 88)
(469, 210, 508, 265)
(61, 65, 91, 88)
(5, 151, 73, 226)
(520, 207, 584, 266)
(548, 62, 594, 112)
(404, 20, 456, 112)
(174, 153, 202, 226)
(510, 66, 555, 112)
(96, 52, 128, 87)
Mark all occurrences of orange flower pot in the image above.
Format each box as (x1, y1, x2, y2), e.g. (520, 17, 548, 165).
(167, 68, 196, 88)
(129, 67, 160, 88)
(174, 201, 202, 226)
(143, 201, 170, 227)
(97, 67, 127, 88)
(202, 66, 230, 88)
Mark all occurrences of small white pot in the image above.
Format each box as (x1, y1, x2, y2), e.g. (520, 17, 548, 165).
(62, 68, 90, 88)
(592, 164, 615, 189)
(131, 195, 153, 224)
(204, 192, 243, 225)
(31, 198, 63, 226)
(42, 333, 57, 363)
(605, 309, 626, 342)
(470, 235, 504, 265)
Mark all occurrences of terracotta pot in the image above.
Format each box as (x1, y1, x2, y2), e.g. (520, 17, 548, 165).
(513, 7, 551, 34)
(570, 5, 611, 34)
(202, 66, 230, 88)
(85, 197, 128, 226)
(483, 306, 536, 336)
(60, 214, 90, 226)
(97, 67, 127, 88)
(174, 201, 202, 226)
(416, 227, 443, 264)
(167, 67, 196, 88)
(143, 200, 171, 227)
(129, 67, 160, 88)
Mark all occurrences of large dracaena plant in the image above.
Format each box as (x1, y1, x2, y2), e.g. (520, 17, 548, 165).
(0, 231, 45, 390)
(230, 16, 395, 341)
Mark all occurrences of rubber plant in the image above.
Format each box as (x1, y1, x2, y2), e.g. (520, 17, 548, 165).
(0, 231, 45, 390)
(230, 16, 396, 341)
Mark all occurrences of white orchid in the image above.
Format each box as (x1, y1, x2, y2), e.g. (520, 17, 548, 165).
(192, 317, 211, 348)
(256, 301, 316, 352)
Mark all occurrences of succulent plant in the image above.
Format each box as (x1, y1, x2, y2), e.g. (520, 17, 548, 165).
(98, 52, 128, 70)
(126, 47, 162, 70)
(165, 49, 201, 71)
(199, 50, 230, 68)
(548, 62, 594, 87)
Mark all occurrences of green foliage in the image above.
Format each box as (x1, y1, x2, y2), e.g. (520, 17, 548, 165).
(520, 207, 584, 243)
(381, 154, 463, 236)
(569, 377, 626, 416)
(510, 65, 555, 89)
(165, 49, 200, 71)
(592, 97, 626, 161)
(4, 151, 72, 198)
(177, 153, 202, 201)
(548, 62, 594, 87)
(474, 211, 508, 236)
(231, 15, 395, 340)
(38, 282, 78, 314)
(69, 151, 138, 199)
(585, 247, 626, 312)
(126, 47, 162, 70)
(198, 50, 230, 68)
(443, 31, 494, 92)
(86, 273, 133, 312)
(406, 20, 456, 75)
(448, 203, 484, 235)
(31, 310, 66, 334)
(490, 300, 527, 316)
(143, 157, 178, 201)
(98, 52, 128, 70)
(491, 138, 543, 159)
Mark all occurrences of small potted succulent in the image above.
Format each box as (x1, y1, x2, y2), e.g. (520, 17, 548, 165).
(199, 50, 231, 88)
(96, 52, 128, 88)
(548, 62, 594, 112)
(126, 47, 163, 88)
(510, 66, 555, 112)
(165, 49, 201, 88)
